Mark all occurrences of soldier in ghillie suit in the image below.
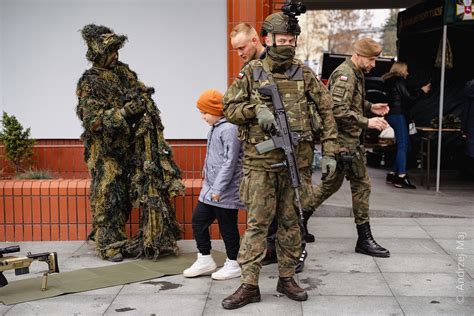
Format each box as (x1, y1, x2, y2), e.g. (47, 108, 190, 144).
(76, 24, 132, 262)
(221, 12, 339, 309)
(76, 24, 184, 262)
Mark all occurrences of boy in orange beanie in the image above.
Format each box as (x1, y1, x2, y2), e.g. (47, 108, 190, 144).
(183, 89, 244, 280)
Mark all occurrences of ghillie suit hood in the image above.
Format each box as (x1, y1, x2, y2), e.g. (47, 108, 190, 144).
(81, 24, 127, 64)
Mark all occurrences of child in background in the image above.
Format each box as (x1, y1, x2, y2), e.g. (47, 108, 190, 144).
(183, 89, 244, 280)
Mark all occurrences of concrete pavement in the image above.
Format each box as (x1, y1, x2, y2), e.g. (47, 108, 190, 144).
(1, 217, 473, 315)
(1, 166, 473, 315)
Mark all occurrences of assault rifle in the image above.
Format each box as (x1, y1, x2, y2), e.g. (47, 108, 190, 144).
(0, 245, 59, 291)
(254, 84, 305, 231)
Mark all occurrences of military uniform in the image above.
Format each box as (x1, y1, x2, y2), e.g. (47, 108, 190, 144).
(76, 25, 131, 260)
(224, 56, 338, 285)
(312, 58, 372, 225)
(309, 38, 390, 258)
(76, 24, 184, 261)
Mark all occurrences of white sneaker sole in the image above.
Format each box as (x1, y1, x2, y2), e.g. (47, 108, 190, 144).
(211, 272, 241, 280)
(183, 266, 217, 278)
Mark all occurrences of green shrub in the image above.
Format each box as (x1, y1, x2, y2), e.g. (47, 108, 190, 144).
(0, 111, 36, 173)
(16, 169, 53, 179)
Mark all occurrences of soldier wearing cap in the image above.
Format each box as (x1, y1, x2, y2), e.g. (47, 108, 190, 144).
(306, 38, 391, 258)
(221, 12, 338, 309)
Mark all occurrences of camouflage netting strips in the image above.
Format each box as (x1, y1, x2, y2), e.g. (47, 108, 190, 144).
(76, 24, 185, 261)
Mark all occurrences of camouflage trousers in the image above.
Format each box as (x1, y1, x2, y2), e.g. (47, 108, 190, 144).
(238, 168, 302, 285)
(89, 158, 131, 258)
(312, 159, 371, 225)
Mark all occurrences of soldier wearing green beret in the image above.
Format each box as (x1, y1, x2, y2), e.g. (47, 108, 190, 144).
(221, 12, 339, 309)
(307, 38, 391, 258)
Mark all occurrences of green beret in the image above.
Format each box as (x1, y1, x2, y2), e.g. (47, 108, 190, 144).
(352, 38, 382, 57)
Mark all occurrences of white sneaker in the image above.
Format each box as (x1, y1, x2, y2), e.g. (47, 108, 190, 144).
(211, 258, 241, 280)
(183, 253, 217, 277)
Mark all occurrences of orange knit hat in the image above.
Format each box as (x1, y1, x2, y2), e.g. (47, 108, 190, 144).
(196, 89, 224, 116)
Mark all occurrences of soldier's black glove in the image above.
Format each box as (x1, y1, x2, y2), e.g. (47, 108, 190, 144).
(120, 101, 145, 118)
(256, 105, 276, 132)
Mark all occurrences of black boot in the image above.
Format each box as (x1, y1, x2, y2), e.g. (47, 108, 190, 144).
(355, 222, 390, 258)
(302, 209, 315, 243)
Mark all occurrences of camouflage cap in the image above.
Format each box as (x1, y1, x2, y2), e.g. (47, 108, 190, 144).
(261, 12, 301, 36)
(352, 38, 382, 57)
(81, 24, 127, 62)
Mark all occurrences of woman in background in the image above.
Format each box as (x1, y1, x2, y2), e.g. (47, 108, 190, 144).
(382, 62, 431, 189)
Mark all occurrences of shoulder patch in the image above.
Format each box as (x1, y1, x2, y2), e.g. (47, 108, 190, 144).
(237, 72, 244, 79)
(333, 86, 346, 98)
(340, 75, 348, 81)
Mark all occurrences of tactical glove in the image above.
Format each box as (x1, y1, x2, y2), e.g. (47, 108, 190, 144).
(256, 105, 276, 132)
(321, 155, 337, 180)
(120, 100, 145, 118)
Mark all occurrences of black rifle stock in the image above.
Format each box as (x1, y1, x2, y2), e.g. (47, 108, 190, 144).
(0, 246, 59, 290)
(255, 84, 307, 236)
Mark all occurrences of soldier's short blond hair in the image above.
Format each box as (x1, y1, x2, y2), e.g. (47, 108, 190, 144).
(230, 23, 258, 39)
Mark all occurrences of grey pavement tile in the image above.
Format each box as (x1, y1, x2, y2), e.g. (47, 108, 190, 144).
(104, 294, 207, 316)
(367, 218, 420, 226)
(375, 238, 446, 254)
(5, 292, 117, 316)
(305, 252, 379, 273)
(0, 305, 14, 315)
(310, 223, 358, 238)
(374, 254, 457, 273)
(309, 217, 419, 226)
(447, 253, 474, 279)
(298, 271, 392, 296)
(302, 296, 403, 316)
(415, 218, 474, 226)
(311, 223, 431, 239)
(177, 239, 226, 254)
(0, 241, 84, 255)
(421, 225, 474, 240)
(307, 238, 356, 253)
(383, 272, 474, 298)
(398, 296, 474, 316)
(370, 224, 432, 239)
(435, 238, 474, 255)
(203, 293, 302, 316)
(120, 273, 212, 295)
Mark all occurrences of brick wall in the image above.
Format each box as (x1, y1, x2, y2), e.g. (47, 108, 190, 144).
(0, 179, 247, 242)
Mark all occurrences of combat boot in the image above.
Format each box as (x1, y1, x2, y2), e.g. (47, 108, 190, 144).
(106, 253, 123, 262)
(183, 253, 217, 277)
(221, 283, 261, 309)
(302, 209, 315, 243)
(355, 222, 390, 258)
(276, 277, 308, 301)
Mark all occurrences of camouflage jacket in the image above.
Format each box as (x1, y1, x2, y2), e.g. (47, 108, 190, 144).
(76, 66, 132, 163)
(328, 58, 373, 151)
(223, 57, 338, 171)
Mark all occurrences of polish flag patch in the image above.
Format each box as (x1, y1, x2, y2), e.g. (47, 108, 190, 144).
(340, 75, 348, 81)
(237, 72, 244, 79)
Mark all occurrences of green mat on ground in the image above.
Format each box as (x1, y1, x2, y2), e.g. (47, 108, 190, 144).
(0, 251, 226, 305)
